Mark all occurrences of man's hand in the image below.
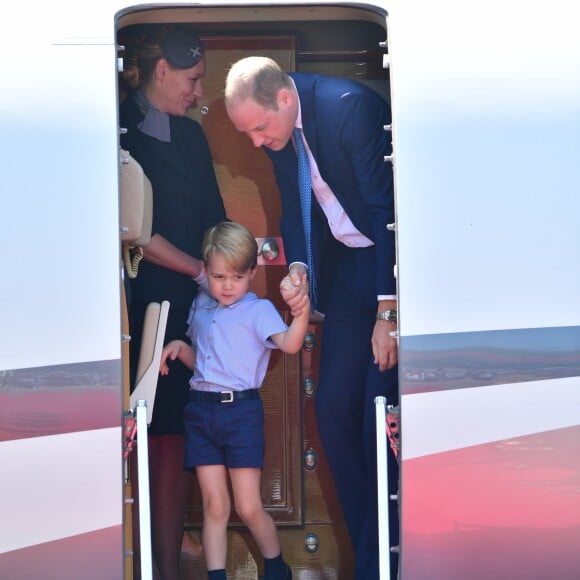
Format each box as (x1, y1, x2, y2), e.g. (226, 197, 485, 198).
(288, 262, 324, 322)
(372, 301, 399, 372)
(372, 321, 398, 371)
(288, 262, 308, 289)
(280, 273, 309, 317)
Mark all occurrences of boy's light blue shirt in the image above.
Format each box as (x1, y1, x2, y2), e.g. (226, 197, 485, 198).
(186, 289, 289, 392)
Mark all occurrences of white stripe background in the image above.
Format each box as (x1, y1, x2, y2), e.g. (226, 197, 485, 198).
(0, 428, 123, 553)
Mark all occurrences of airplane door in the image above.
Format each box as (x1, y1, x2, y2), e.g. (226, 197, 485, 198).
(183, 35, 354, 577)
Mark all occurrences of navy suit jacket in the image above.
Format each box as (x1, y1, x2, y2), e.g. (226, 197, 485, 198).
(265, 73, 396, 298)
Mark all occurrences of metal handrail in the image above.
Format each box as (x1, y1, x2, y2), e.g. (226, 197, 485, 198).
(375, 396, 391, 580)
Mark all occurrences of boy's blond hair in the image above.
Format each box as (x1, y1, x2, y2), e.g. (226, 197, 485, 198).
(202, 221, 258, 272)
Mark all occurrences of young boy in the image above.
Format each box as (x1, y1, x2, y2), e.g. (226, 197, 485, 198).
(160, 221, 309, 580)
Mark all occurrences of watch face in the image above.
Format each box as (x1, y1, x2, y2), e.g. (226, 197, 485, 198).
(378, 310, 397, 322)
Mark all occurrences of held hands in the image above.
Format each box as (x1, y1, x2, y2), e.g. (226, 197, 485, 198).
(288, 262, 308, 287)
(286, 262, 324, 322)
(280, 269, 309, 318)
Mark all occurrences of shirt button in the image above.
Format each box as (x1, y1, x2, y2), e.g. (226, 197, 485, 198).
(206, 355, 211, 360)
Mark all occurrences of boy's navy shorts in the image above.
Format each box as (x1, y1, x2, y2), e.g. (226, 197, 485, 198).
(183, 390, 265, 470)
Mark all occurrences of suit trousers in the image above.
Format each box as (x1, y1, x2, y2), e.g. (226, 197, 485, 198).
(316, 243, 399, 580)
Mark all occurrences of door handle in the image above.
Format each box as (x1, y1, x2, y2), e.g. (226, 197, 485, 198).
(256, 236, 286, 265)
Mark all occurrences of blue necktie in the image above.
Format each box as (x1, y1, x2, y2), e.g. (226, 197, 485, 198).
(293, 128, 317, 306)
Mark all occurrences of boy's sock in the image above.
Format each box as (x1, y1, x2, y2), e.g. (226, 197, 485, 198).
(264, 553, 291, 578)
(208, 569, 227, 580)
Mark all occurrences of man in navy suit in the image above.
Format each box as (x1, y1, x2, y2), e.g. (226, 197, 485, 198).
(225, 56, 399, 579)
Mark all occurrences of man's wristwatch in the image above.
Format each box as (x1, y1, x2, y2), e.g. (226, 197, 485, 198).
(376, 309, 397, 323)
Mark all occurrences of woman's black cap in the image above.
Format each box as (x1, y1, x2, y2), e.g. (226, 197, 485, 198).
(161, 29, 205, 69)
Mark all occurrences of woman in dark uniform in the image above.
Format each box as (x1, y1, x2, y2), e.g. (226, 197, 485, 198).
(120, 26, 227, 580)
